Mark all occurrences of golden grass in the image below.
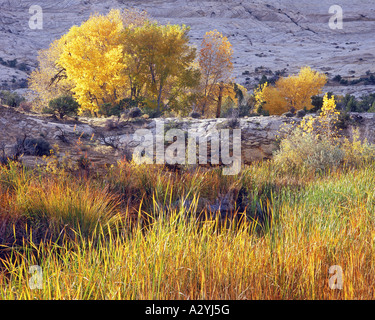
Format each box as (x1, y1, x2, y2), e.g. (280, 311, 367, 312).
(1, 161, 375, 299)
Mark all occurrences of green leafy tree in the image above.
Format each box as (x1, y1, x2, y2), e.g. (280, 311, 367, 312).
(48, 95, 79, 119)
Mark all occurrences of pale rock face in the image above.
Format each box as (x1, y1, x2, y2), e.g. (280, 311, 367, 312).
(0, 0, 374, 96)
(1, 105, 374, 167)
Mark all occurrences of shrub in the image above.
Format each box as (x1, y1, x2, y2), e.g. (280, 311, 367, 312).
(17, 62, 30, 72)
(0, 90, 25, 107)
(236, 94, 256, 117)
(333, 74, 342, 82)
(296, 109, 306, 118)
(12, 136, 52, 157)
(142, 106, 162, 118)
(19, 101, 32, 112)
(47, 95, 79, 119)
(189, 111, 201, 119)
(337, 93, 375, 112)
(335, 110, 351, 129)
(98, 102, 124, 117)
(274, 129, 344, 174)
(258, 74, 268, 86)
(340, 78, 349, 85)
(98, 103, 113, 117)
(7, 59, 17, 68)
(127, 107, 142, 118)
(220, 106, 236, 118)
(274, 93, 375, 174)
(341, 129, 375, 166)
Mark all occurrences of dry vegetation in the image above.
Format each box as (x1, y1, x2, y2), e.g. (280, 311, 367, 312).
(2, 5, 375, 302)
(1, 101, 375, 299)
(1, 159, 375, 299)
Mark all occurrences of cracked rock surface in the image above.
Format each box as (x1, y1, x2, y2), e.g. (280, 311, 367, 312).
(0, 0, 374, 96)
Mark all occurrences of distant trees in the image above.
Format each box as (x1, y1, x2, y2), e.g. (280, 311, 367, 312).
(198, 30, 234, 118)
(254, 66, 327, 115)
(27, 8, 332, 119)
(28, 9, 200, 116)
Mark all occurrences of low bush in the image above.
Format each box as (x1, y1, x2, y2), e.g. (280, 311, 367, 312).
(189, 111, 201, 119)
(19, 101, 32, 112)
(47, 95, 79, 119)
(12, 136, 52, 157)
(141, 106, 162, 118)
(274, 128, 345, 174)
(127, 107, 143, 118)
(0, 90, 25, 107)
(98, 102, 124, 117)
(274, 93, 375, 174)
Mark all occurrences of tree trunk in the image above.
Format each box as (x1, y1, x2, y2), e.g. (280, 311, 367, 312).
(157, 84, 163, 114)
(201, 100, 207, 116)
(216, 82, 224, 118)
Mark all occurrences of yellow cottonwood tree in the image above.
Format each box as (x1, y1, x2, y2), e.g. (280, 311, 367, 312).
(254, 82, 289, 115)
(29, 9, 198, 116)
(120, 9, 152, 103)
(198, 30, 234, 118)
(255, 66, 327, 115)
(58, 10, 127, 114)
(28, 9, 151, 113)
(121, 23, 198, 113)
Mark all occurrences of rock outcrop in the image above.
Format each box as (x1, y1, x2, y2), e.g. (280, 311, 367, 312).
(0, 105, 374, 168)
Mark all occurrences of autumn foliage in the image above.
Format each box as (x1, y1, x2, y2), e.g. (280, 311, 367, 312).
(121, 22, 198, 113)
(255, 66, 327, 115)
(58, 10, 126, 114)
(198, 30, 234, 117)
(28, 9, 331, 119)
(28, 9, 199, 116)
(274, 92, 375, 174)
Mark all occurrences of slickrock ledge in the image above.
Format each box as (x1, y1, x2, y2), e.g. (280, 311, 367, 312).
(1, 105, 374, 167)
